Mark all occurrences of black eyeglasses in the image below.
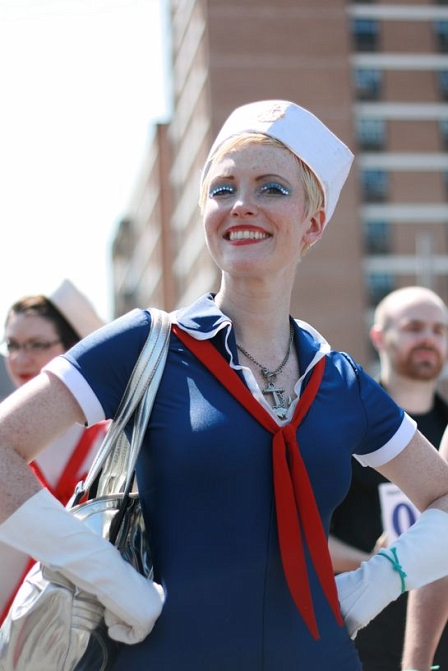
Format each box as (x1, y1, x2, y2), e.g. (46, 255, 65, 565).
(4, 339, 62, 355)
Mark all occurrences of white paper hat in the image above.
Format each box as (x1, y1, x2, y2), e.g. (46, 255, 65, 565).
(201, 100, 354, 226)
(47, 279, 105, 339)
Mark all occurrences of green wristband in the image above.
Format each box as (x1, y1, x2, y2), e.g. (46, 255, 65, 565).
(378, 547, 407, 593)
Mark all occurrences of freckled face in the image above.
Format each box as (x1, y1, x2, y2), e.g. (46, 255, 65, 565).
(202, 143, 319, 278)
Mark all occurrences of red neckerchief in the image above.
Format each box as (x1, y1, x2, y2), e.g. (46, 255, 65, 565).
(172, 324, 343, 640)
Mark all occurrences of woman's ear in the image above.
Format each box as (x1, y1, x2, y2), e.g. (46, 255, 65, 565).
(303, 209, 326, 248)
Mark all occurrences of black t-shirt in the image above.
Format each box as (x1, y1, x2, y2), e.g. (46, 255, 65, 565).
(331, 392, 448, 670)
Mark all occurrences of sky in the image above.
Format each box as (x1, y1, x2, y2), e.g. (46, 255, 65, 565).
(0, 0, 170, 325)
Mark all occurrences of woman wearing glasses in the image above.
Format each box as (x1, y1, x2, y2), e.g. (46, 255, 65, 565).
(0, 278, 108, 622)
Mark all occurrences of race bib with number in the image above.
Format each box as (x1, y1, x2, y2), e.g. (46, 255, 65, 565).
(378, 482, 420, 542)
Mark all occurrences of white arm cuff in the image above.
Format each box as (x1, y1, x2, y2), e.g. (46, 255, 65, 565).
(43, 357, 105, 426)
(355, 414, 417, 468)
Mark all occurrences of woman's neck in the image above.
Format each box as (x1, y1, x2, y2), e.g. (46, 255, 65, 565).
(214, 280, 294, 367)
(215, 281, 300, 418)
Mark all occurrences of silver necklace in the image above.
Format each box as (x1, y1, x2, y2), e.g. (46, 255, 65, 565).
(236, 320, 294, 419)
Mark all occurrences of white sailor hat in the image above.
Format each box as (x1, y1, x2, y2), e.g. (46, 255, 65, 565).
(47, 278, 105, 339)
(201, 100, 354, 226)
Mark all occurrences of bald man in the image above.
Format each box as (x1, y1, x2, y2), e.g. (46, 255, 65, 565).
(330, 286, 448, 671)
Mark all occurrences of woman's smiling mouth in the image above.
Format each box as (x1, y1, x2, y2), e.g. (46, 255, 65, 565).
(226, 229, 271, 241)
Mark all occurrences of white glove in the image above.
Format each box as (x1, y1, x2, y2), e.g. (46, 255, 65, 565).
(336, 508, 448, 639)
(0, 489, 165, 644)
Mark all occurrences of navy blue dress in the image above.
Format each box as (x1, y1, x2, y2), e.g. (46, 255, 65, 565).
(49, 294, 414, 670)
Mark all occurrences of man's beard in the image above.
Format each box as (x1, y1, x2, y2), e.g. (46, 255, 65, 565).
(394, 347, 445, 381)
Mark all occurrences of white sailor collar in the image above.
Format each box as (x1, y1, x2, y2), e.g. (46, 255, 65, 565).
(172, 293, 331, 397)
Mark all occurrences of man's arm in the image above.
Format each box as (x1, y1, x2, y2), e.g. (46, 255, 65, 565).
(401, 425, 448, 670)
(402, 578, 448, 670)
(328, 534, 371, 573)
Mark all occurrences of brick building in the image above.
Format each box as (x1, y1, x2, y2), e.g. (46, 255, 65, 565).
(112, 0, 448, 375)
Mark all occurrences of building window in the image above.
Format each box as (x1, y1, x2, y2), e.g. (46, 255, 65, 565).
(353, 68, 382, 101)
(357, 118, 386, 151)
(443, 171, 448, 199)
(364, 221, 392, 254)
(440, 120, 448, 149)
(361, 170, 389, 202)
(352, 19, 379, 52)
(438, 71, 448, 100)
(366, 273, 395, 307)
(434, 21, 448, 52)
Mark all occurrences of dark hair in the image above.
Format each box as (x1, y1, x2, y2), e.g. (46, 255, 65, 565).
(5, 295, 80, 350)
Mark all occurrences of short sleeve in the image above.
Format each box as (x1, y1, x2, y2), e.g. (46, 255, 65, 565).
(44, 308, 152, 421)
(329, 351, 413, 462)
(355, 413, 417, 467)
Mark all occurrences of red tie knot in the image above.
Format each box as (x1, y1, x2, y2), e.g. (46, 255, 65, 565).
(283, 423, 296, 443)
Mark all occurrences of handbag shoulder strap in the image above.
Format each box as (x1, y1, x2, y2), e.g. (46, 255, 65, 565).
(57, 422, 108, 491)
(69, 307, 171, 505)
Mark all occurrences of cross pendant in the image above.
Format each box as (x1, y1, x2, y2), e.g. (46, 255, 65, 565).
(262, 381, 288, 419)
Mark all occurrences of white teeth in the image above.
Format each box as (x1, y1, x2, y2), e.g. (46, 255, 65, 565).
(228, 230, 269, 241)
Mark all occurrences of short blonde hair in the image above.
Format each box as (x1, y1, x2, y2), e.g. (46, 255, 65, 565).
(199, 132, 325, 218)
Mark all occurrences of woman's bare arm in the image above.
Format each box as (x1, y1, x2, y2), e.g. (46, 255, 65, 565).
(376, 429, 448, 514)
(0, 371, 84, 519)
